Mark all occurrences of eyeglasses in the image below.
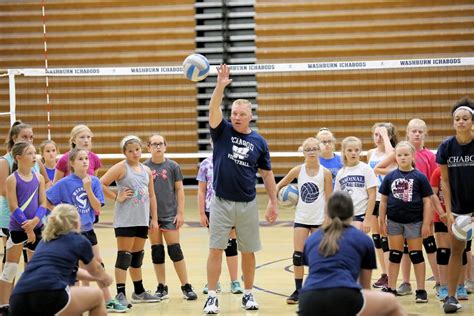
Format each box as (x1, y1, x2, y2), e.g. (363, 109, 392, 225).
(320, 141, 334, 145)
(150, 142, 165, 148)
(304, 147, 320, 152)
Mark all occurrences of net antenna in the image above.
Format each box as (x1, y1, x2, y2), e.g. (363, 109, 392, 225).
(41, 0, 52, 140)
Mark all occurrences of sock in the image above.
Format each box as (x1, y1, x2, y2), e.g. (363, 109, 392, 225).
(244, 289, 252, 295)
(208, 290, 217, 298)
(117, 283, 126, 295)
(295, 278, 303, 290)
(133, 280, 145, 295)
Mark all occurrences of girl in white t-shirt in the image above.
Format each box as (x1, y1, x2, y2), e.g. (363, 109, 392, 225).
(335, 136, 377, 233)
(275, 137, 333, 305)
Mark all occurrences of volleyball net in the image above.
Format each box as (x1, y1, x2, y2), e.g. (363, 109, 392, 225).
(2, 56, 474, 176)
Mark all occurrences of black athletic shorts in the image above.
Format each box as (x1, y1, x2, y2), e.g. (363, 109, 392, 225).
(298, 287, 364, 316)
(9, 228, 42, 251)
(294, 222, 321, 230)
(9, 288, 69, 316)
(114, 226, 148, 239)
(81, 229, 98, 246)
(434, 221, 448, 233)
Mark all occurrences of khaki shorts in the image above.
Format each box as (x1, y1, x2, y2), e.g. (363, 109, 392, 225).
(209, 196, 261, 253)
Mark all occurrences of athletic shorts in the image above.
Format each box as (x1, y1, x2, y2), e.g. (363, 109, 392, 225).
(387, 220, 422, 239)
(81, 229, 98, 246)
(10, 287, 70, 316)
(8, 228, 42, 251)
(353, 214, 365, 222)
(209, 196, 261, 253)
(158, 219, 177, 231)
(294, 222, 321, 230)
(298, 287, 364, 316)
(434, 221, 448, 233)
(205, 211, 235, 230)
(114, 226, 148, 239)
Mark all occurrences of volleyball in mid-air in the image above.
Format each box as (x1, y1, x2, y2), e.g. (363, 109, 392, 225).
(451, 215, 473, 241)
(183, 53, 210, 82)
(278, 184, 299, 208)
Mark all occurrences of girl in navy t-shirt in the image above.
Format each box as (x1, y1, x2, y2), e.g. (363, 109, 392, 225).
(436, 98, 474, 313)
(299, 191, 404, 316)
(379, 141, 433, 302)
(9, 204, 113, 316)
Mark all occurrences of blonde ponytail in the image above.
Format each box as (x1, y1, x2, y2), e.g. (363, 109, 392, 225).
(42, 204, 79, 242)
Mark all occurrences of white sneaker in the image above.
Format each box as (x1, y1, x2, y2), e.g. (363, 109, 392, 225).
(203, 296, 219, 314)
(241, 293, 259, 310)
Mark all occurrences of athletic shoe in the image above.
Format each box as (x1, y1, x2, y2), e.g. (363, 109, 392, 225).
(203, 282, 221, 294)
(415, 289, 428, 303)
(434, 282, 441, 293)
(0, 305, 9, 316)
(131, 290, 160, 303)
(286, 290, 299, 304)
(443, 296, 462, 313)
(381, 287, 397, 296)
(115, 292, 132, 309)
(397, 282, 412, 296)
(241, 293, 259, 310)
(437, 286, 449, 301)
(230, 281, 243, 294)
(373, 273, 388, 288)
(465, 280, 474, 294)
(456, 285, 469, 300)
(203, 296, 219, 314)
(181, 283, 198, 300)
(155, 284, 169, 300)
(106, 299, 129, 313)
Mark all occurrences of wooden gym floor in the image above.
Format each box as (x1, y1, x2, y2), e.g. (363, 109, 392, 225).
(74, 191, 473, 315)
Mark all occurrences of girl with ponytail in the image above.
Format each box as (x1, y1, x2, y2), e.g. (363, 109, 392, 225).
(298, 191, 406, 316)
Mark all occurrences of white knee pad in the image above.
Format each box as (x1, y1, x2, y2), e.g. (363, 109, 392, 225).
(1, 262, 18, 283)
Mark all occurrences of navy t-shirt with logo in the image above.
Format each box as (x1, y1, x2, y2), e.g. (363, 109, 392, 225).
(436, 136, 474, 215)
(379, 168, 433, 224)
(210, 119, 272, 202)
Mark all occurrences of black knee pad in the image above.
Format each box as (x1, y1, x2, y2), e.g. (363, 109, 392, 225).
(168, 243, 184, 262)
(389, 250, 403, 264)
(115, 251, 132, 270)
(466, 240, 472, 252)
(2, 246, 5, 264)
(436, 248, 450, 265)
(409, 250, 424, 264)
(151, 244, 165, 264)
(462, 248, 468, 266)
(423, 235, 437, 254)
(23, 248, 28, 263)
(225, 238, 237, 257)
(381, 236, 389, 253)
(130, 250, 145, 268)
(372, 234, 381, 249)
(293, 251, 304, 266)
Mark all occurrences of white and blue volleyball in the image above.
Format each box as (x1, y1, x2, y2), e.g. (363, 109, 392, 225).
(278, 184, 299, 208)
(183, 53, 210, 82)
(452, 215, 473, 241)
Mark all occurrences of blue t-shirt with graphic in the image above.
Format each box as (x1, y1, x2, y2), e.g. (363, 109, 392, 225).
(319, 154, 342, 186)
(12, 232, 93, 294)
(379, 168, 433, 224)
(436, 136, 474, 215)
(46, 174, 104, 232)
(210, 119, 272, 202)
(302, 226, 376, 291)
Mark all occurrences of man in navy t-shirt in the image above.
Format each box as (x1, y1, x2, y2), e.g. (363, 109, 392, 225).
(203, 64, 279, 314)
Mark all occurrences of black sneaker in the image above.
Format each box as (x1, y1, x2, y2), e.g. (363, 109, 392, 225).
(382, 287, 397, 296)
(415, 289, 428, 303)
(181, 283, 198, 300)
(443, 296, 462, 313)
(155, 283, 169, 300)
(241, 293, 259, 310)
(0, 305, 9, 316)
(203, 296, 219, 314)
(286, 290, 299, 304)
